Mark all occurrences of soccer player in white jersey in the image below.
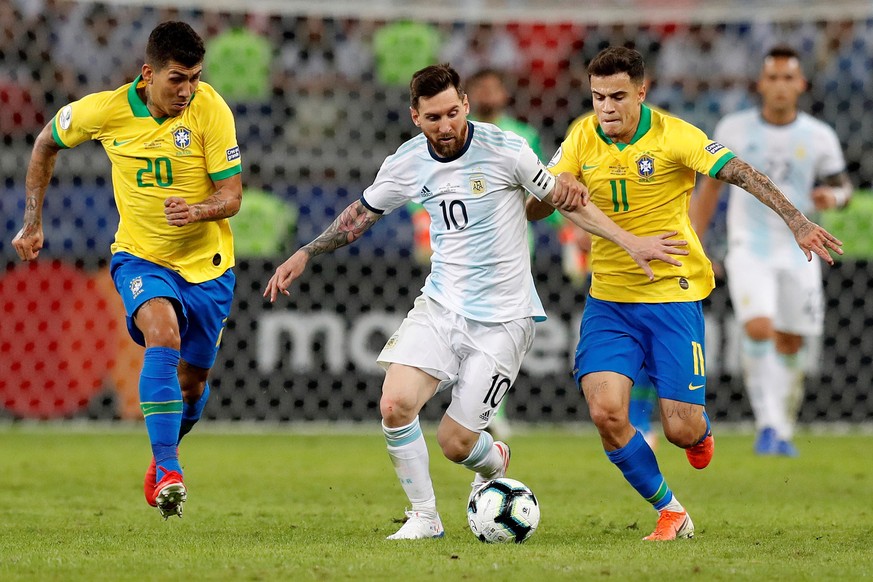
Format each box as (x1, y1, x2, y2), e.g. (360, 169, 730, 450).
(265, 64, 689, 540)
(693, 45, 852, 456)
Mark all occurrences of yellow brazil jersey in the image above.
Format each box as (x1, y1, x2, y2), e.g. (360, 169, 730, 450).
(51, 76, 242, 283)
(549, 104, 734, 302)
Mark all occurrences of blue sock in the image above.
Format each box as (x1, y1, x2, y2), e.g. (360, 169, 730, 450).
(692, 410, 712, 445)
(606, 430, 674, 510)
(179, 382, 210, 443)
(140, 347, 183, 481)
(629, 383, 657, 433)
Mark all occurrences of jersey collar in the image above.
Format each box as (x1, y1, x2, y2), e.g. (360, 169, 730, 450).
(595, 103, 652, 151)
(127, 75, 197, 123)
(427, 121, 474, 163)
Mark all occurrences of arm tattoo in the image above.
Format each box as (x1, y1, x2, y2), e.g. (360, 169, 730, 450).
(191, 196, 229, 221)
(302, 200, 381, 257)
(716, 157, 805, 232)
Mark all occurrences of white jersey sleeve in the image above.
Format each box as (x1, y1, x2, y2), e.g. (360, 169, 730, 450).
(362, 122, 547, 323)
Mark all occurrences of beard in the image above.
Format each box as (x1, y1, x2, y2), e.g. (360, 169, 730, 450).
(428, 133, 465, 158)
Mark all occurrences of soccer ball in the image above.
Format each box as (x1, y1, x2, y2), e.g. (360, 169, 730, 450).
(467, 477, 540, 543)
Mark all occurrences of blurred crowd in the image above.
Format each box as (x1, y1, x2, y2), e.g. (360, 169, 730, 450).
(3, 1, 873, 187)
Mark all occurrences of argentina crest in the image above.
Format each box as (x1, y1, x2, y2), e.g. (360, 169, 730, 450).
(636, 153, 655, 182)
(469, 173, 487, 196)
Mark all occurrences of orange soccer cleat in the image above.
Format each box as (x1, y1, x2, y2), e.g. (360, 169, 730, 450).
(685, 431, 714, 470)
(643, 509, 695, 541)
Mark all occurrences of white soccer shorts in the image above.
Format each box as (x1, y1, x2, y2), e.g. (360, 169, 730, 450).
(377, 294, 535, 431)
(724, 246, 824, 336)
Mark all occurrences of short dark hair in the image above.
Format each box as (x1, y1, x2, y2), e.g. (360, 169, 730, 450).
(146, 21, 205, 71)
(467, 68, 504, 89)
(588, 46, 645, 85)
(410, 63, 462, 109)
(765, 44, 801, 62)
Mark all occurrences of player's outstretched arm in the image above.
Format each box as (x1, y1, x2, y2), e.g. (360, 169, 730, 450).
(538, 178, 689, 281)
(264, 198, 382, 302)
(165, 174, 243, 226)
(11, 123, 61, 262)
(715, 157, 844, 264)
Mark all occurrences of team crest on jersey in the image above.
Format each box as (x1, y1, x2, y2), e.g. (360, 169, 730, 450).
(636, 154, 655, 182)
(130, 276, 143, 299)
(58, 105, 72, 130)
(172, 126, 192, 153)
(470, 174, 487, 196)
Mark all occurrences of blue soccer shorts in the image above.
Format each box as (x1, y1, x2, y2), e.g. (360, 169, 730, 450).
(573, 296, 707, 405)
(110, 252, 235, 369)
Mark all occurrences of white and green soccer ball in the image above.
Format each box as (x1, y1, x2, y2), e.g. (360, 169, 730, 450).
(467, 477, 540, 543)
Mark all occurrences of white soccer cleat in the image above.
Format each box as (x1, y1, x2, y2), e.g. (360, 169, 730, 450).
(386, 510, 445, 540)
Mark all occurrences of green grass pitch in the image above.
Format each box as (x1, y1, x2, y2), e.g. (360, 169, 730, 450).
(1, 424, 871, 581)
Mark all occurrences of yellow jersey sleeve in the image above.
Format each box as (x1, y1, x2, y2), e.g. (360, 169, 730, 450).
(52, 91, 115, 148)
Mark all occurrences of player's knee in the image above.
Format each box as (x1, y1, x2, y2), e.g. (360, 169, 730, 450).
(141, 325, 181, 350)
(588, 406, 626, 434)
(436, 431, 475, 463)
(663, 423, 699, 448)
(744, 318, 773, 342)
(379, 393, 417, 426)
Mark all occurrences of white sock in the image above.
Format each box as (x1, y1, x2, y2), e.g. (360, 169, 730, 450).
(774, 351, 805, 440)
(742, 338, 777, 431)
(383, 417, 436, 514)
(459, 430, 503, 478)
(661, 496, 684, 513)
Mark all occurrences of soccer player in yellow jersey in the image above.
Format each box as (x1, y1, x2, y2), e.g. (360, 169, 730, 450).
(528, 47, 842, 541)
(11, 22, 243, 520)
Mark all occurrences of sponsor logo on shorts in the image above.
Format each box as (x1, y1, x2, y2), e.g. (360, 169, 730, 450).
(688, 382, 705, 391)
(130, 276, 143, 299)
(479, 410, 491, 421)
(705, 141, 725, 155)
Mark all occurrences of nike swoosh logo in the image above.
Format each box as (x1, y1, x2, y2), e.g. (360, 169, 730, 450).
(113, 139, 132, 146)
(688, 383, 705, 391)
(582, 164, 599, 170)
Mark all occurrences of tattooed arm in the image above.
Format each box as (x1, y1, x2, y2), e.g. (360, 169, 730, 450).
(11, 123, 62, 261)
(715, 157, 843, 264)
(165, 174, 243, 226)
(264, 199, 382, 301)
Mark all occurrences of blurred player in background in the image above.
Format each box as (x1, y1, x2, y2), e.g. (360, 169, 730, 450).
(692, 45, 851, 457)
(528, 46, 842, 541)
(11, 21, 243, 520)
(265, 63, 687, 540)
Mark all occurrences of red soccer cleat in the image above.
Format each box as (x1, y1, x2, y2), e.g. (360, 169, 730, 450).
(146, 468, 187, 519)
(685, 431, 714, 470)
(144, 457, 158, 507)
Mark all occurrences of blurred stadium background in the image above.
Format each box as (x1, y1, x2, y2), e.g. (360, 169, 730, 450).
(1, 0, 872, 426)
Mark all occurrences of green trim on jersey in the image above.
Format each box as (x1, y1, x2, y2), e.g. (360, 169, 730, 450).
(708, 151, 736, 178)
(210, 165, 242, 181)
(595, 104, 653, 151)
(126, 75, 200, 124)
(51, 119, 69, 148)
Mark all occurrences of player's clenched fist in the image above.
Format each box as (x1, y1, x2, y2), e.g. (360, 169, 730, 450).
(164, 197, 193, 226)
